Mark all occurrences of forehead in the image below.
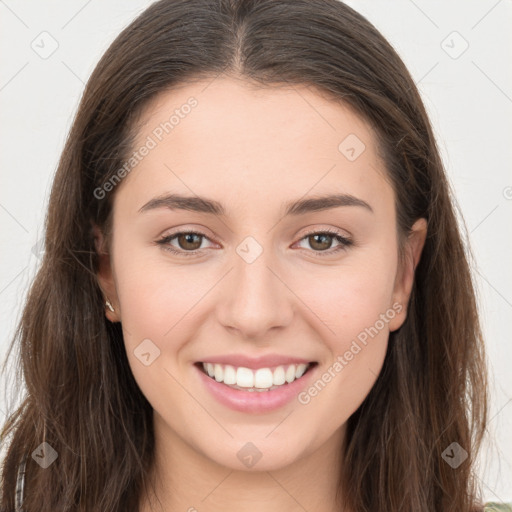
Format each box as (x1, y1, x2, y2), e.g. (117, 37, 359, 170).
(115, 76, 393, 219)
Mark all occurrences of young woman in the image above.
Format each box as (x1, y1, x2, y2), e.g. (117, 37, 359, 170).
(1, 0, 509, 511)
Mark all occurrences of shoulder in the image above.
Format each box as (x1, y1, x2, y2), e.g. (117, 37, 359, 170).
(484, 503, 512, 512)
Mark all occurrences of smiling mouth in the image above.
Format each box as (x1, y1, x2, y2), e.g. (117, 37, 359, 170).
(195, 361, 318, 392)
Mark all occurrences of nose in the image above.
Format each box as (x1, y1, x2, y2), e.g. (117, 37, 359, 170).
(216, 245, 294, 341)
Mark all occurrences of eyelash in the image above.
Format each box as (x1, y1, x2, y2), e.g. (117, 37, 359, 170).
(156, 228, 353, 258)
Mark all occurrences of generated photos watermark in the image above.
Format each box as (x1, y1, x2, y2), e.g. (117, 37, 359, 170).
(297, 302, 403, 405)
(93, 96, 198, 200)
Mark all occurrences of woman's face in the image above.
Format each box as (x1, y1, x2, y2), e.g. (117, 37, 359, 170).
(96, 76, 426, 472)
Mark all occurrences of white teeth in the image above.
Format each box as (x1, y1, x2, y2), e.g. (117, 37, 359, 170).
(272, 366, 286, 385)
(254, 368, 273, 388)
(295, 363, 307, 379)
(236, 367, 254, 388)
(201, 362, 312, 390)
(223, 365, 237, 385)
(214, 364, 223, 382)
(285, 365, 296, 383)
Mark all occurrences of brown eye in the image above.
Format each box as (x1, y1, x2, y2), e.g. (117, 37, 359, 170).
(156, 230, 212, 257)
(176, 233, 203, 251)
(307, 233, 335, 251)
(295, 230, 353, 257)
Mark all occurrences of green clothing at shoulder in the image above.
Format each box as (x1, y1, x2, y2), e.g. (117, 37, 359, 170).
(484, 503, 512, 511)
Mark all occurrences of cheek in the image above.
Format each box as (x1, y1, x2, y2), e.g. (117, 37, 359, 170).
(112, 252, 207, 411)
(113, 239, 211, 337)
(109, 241, 193, 375)
(291, 246, 398, 421)
(295, 244, 399, 350)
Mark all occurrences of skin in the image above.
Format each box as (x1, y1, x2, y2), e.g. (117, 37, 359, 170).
(95, 75, 427, 512)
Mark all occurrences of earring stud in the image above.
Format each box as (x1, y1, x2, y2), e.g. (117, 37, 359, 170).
(105, 298, 115, 312)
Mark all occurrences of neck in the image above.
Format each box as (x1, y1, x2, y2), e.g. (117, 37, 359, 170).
(138, 412, 348, 512)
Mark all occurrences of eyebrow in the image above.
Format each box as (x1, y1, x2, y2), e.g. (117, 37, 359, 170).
(138, 192, 373, 216)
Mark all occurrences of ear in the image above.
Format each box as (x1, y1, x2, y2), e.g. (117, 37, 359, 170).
(92, 223, 120, 323)
(388, 218, 427, 332)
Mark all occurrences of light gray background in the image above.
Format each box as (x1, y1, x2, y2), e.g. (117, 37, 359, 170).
(1, 0, 511, 503)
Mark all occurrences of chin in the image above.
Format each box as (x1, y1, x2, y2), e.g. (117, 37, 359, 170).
(199, 434, 309, 472)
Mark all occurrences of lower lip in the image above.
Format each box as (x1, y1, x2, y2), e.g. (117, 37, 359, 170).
(194, 363, 318, 414)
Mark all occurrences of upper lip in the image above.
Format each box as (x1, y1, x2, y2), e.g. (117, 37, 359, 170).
(197, 354, 315, 370)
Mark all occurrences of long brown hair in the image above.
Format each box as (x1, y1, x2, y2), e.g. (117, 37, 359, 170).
(0, 1, 489, 510)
